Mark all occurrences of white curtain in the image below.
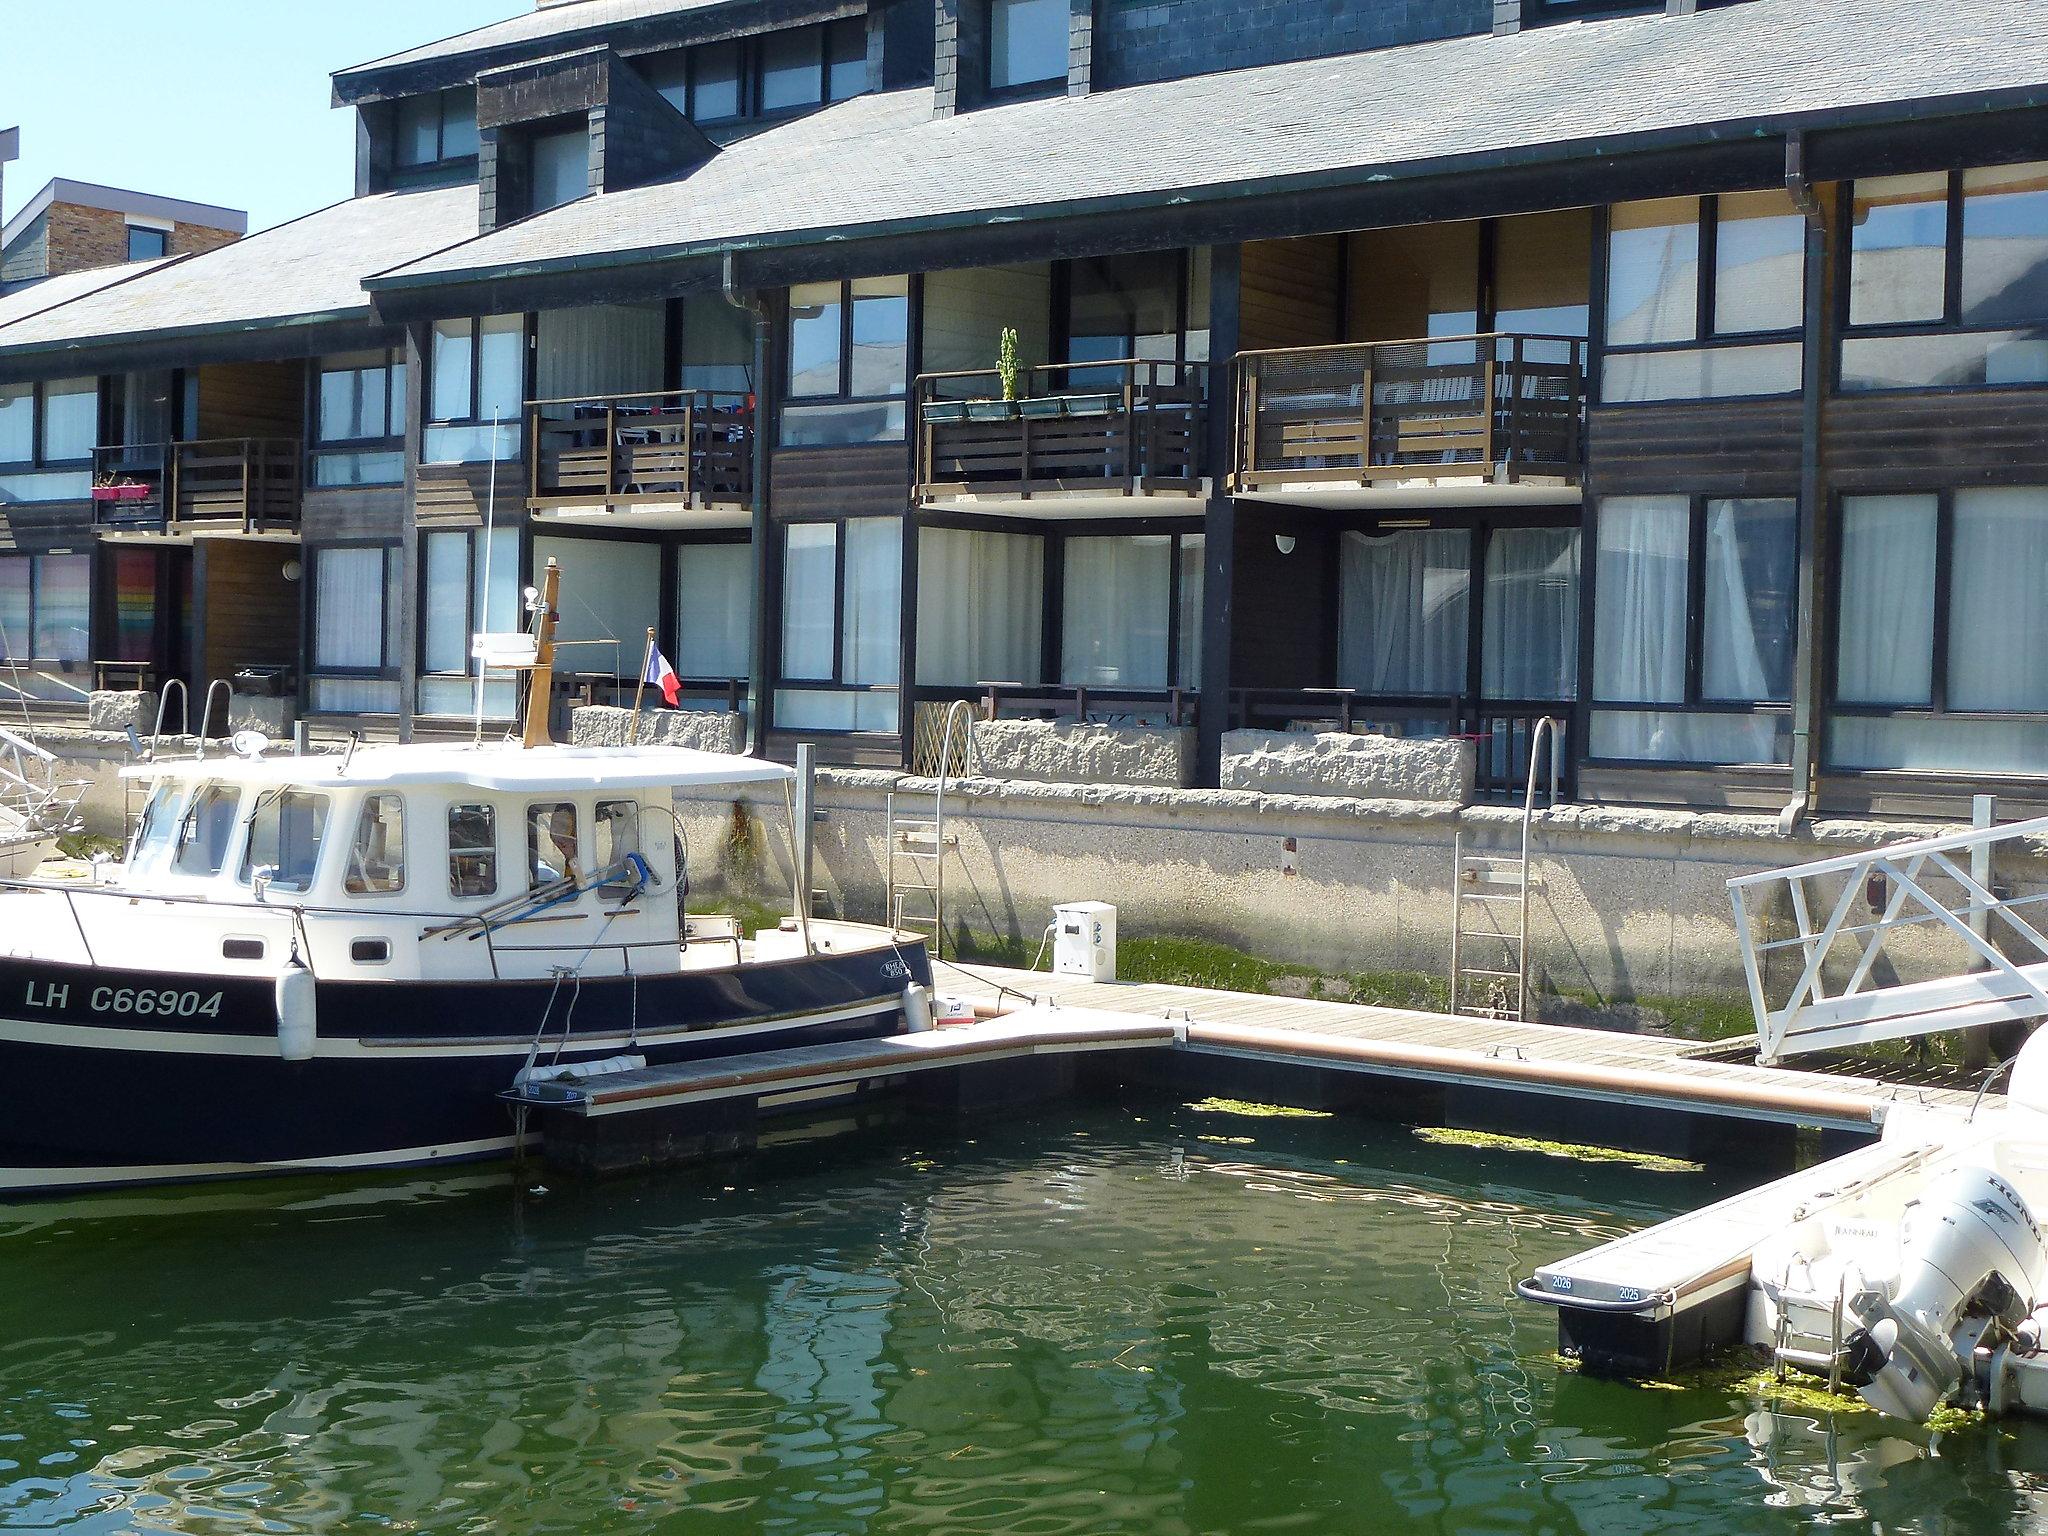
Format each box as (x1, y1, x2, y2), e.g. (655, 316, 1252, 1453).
(916, 527, 1043, 686)
(535, 305, 666, 403)
(677, 543, 753, 680)
(1590, 498, 1687, 760)
(533, 535, 660, 680)
(1482, 528, 1578, 700)
(1700, 499, 1792, 702)
(1835, 495, 1937, 706)
(314, 548, 386, 670)
(780, 524, 838, 681)
(1177, 534, 1205, 689)
(1337, 529, 1469, 694)
(1061, 535, 1170, 688)
(841, 518, 902, 687)
(1948, 488, 2048, 710)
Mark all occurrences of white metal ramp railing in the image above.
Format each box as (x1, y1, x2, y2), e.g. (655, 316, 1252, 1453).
(1450, 716, 1561, 1022)
(1729, 812, 2048, 1065)
(888, 699, 982, 960)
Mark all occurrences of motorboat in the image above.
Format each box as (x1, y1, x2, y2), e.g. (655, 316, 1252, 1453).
(0, 561, 930, 1194)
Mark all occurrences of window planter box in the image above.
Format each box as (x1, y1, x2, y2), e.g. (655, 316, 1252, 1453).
(1015, 396, 1067, 420)
(922, 400, 970, 424)
(91, 483, 154, 503)
(965, 399, 1019, 422)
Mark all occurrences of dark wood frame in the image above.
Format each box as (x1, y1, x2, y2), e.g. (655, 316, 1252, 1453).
(425, 313, 529, 462)
(412, 522, 525, 718)
(771, 513, 905, 729)
(781, 274, 916, 450)
(664, 17, 868, 127)
(307, 346, 408, 489)
(303, 538, 405, 714)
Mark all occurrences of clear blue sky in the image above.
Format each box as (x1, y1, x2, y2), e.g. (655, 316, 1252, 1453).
(3, 1, 521, 232)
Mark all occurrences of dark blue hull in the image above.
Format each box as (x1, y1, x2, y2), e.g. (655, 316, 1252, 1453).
(0, 940, 931, 1195)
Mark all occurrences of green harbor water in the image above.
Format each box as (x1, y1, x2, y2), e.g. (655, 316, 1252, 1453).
(5, 1102, 2048, 1535)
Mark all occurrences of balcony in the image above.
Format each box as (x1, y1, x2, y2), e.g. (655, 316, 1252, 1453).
(914, 360, 1207, 518)
(528, 390, 754, 529)
(1234, 334, 1586, 509)
(90, 440, 303, 539)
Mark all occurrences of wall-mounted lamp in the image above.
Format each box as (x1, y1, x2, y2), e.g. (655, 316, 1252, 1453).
(281, 558, 303, 583)
(1274, 535, 1297, 556)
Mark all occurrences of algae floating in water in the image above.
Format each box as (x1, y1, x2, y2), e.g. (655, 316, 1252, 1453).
(1187, 1098, 1333, 1120)
(1414, 1126, 1704, 1175)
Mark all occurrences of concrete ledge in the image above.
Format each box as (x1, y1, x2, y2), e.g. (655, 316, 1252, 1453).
(969, 718, 1194, 789)
(571, 704, 746, 755)
(1220, 729, 1475, 805)
(87, 690, 158, 734)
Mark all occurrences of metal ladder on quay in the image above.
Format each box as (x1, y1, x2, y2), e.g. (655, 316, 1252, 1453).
(887, 699, 982, 961)
(1450, 716, 1562, 1023)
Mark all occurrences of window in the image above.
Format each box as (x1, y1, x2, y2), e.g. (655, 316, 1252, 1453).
(1060, 533, 1202, 692)
(676, 293, 755, 394)
(1482, 527, 1581, 702)
(426, 314, 523, 463)
(395, 87, 480, 170)
(312, 347, 406, 487)
(126, 226, 168, 262)
(646, 22, 866, 125)
(760, 27, 823, 113)
(1842, 161, 2048, 390)
(308, 543, 402, 714)
(532, 535, 660, 683)
(989, 0, 1067, 93)
(103, 548, 159, 664)
(174, 784, 241, 877)
(419, 527, 520, 717)
(687, 39, 744, 122)
(776, 518, 901, 731)
(1603, 194, 1805, 402)
(595, 800, 644, 896)
(676, 541, 753, 681)
(1337, 529, 1470, 697)
(448, 804, 499, 898)
(345, 794, 407, 895)
(782, 277, 909, 446)
(0, 376, 97, 505)
(917, 527, 1044, 687)
(130, 782, 182, 875)
(242, 790, 333, 893)
(1067, 250, 1189, 371)
(529, 125, 591, 213)
(1589, 495, 1797, 764)
(1831, 488, 2048, 775)
(0, 553, 89, 663)
(528, 802, 581, 888)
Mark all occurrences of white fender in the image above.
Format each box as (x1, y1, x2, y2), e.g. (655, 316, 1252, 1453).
(276, 959, 317, 1062)
(902, 983, 934, 1034)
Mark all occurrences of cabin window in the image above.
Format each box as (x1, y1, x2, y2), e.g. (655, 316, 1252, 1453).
(1842, 161, 2048, 389)
(311, 347, 406, 488)
(130, 781, 182, 872)
(241, 790, 333, 893)
(448, 803, 499, 898)
(528, 803, 581, 889)
(1829, 487, 2048, 774)
(594, 800, 645, 896)
(173, 784, 241, 877)
(1588, 495, 1797, 765)
(345, 793, 407, 895)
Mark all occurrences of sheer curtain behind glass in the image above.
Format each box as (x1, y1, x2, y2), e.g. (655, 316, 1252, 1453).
(916, 527, 1044, 686)
(840, 518, 902, 731)
(676, 543, 754, 681)
(1590, 497, 1687, 758)
(312, 547, 397, 712)
(1481, 528, 1578, 700)
(1061, 536, 1170, 688)
(1336, 530, 1469, 695)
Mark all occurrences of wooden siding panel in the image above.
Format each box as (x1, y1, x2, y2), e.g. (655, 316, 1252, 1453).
(1239, 236, 1343, 354)
(302, 486, 408, 543)
(1228, 508, 1334, 690)
(195, 360, 304, 441)
(1826, 389, 2048, 490)
(416, 463, 530, 527)
(772, 443, 911, 520)
(196, 541, 299, 694)
(1585, 399, 1801, 499)
(0, 502, 93, 555)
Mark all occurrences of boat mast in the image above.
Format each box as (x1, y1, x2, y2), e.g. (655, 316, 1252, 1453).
(522, 559, 561, 750)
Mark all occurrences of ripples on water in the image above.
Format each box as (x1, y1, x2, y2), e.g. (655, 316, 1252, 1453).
(4, 1106, 2048, 1535)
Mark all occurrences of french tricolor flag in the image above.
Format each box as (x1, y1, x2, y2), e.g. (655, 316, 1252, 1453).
(642, 646, 682, 708)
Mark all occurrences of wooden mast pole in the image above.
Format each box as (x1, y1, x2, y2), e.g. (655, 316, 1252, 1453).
(627, 626, 656, 747)
(522, 558, 561, 750)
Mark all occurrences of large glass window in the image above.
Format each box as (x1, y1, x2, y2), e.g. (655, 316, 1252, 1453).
(1058, 533, 1202, 693)
(676, 541, 753, 681)
(312, 347, 405, 488)
(529, 126, 591, 213)
(1604, 194, 1804, 403)
(689, 40, 743, 121)
(1843, 162, 2048, 390)
(1482, 527, 1581, 701)
(394, 88, 479, 170)
(677, 293, 755, 394)
(531, 536, 661, 685)
(989, 0, 1068, 92)
(1831, 488, 2048, 775)
(916, 526, 1044, 687)
(648, 23, 865, 124)
(308, 543, 402, 714)
(776, 518, 901, 731)
(426, 314, 523, 463)
(781, 277, 909, 446)
(1589, 495, 1796, 764)
(1337, 529, 1470, 696)
(419, 526, 520, 717)
(0, 553, 89, 663)
(0, 376, 99, 505)
(175, 784, 242, 878)
(1067, 251, 1186, 369)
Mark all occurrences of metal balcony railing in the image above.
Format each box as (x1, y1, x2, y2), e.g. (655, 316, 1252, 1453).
(528, 390, 754, 512)
(90, 439, 302, 535)
(1234, 333, 1586, 494)
(914, 359, 1205, 504)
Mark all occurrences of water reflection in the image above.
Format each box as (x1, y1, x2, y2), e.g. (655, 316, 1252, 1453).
(0, 1108, 2039, 1533)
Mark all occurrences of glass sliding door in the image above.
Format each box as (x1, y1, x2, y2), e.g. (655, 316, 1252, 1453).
(1336, 529, 1470, 697)
(916, 526, 1044, 688)
(775, 518, 902, 732)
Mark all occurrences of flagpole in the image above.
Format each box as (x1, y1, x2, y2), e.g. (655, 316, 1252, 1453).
(473, 409, 500, 748)
(628, 626, 655, 746)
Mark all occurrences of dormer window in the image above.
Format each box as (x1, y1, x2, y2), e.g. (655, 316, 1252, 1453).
(643, 20, 867, 127)
(530, 124, 592, 212)
(396, 87, 480, 171)
(988, 0, 1067, 95)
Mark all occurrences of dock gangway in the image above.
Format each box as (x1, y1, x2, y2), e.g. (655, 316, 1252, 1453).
(1730, 812, 2048, 1064)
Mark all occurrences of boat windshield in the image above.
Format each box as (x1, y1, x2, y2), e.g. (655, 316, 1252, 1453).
(128, 782, 183, 875)
(173, 784, 242, 878)
(239, 789, 333, 894)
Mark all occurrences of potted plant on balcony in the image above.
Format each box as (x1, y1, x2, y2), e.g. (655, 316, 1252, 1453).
(965, 328, 1022, 422)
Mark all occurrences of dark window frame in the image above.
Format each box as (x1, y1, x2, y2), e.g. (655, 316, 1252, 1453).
(1050, 525, 1206, 693)
(0, 377, 99, 473)
(781, 274, 914, 448)
(426, 313, 529, 462)
(394, 86, 481, 173)
(1583, 492, 1800, 766)
(672, 19, 869, 127)
(0, 551, 91, 665)
(772, 515, 902, 725)
(983, 0, 1070, 100)
(415, 523, 524, 710)
(125, 225, 169, 262)
(310, 346, 405, 448)
(304, 539, 404, 691)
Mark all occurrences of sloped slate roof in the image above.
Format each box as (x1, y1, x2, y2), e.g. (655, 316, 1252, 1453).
(338, 0, 739, 83)
(0, 258, 180, 332)
(370, 0, 2047, 291)
(0, 184, 477, 360)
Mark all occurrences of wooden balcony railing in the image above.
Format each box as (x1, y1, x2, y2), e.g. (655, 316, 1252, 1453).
(529, 390, 753, 513)
(90, 439, 303, 535)
(914, 360, 1205, 504)
(1234, 334, 1586, 495)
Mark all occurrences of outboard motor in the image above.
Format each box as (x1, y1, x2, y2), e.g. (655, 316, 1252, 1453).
(1841, 1165, 2048, 1423)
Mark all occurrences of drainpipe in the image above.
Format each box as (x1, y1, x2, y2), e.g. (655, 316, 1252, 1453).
(723, 252, 774, 757)
(1782, 131, 1829, 837)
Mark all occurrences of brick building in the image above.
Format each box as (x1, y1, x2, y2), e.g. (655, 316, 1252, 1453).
(0, 179, 245, 287)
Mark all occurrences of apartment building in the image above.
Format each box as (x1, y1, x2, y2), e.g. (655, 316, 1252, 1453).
(0, 0, 2042, 821)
